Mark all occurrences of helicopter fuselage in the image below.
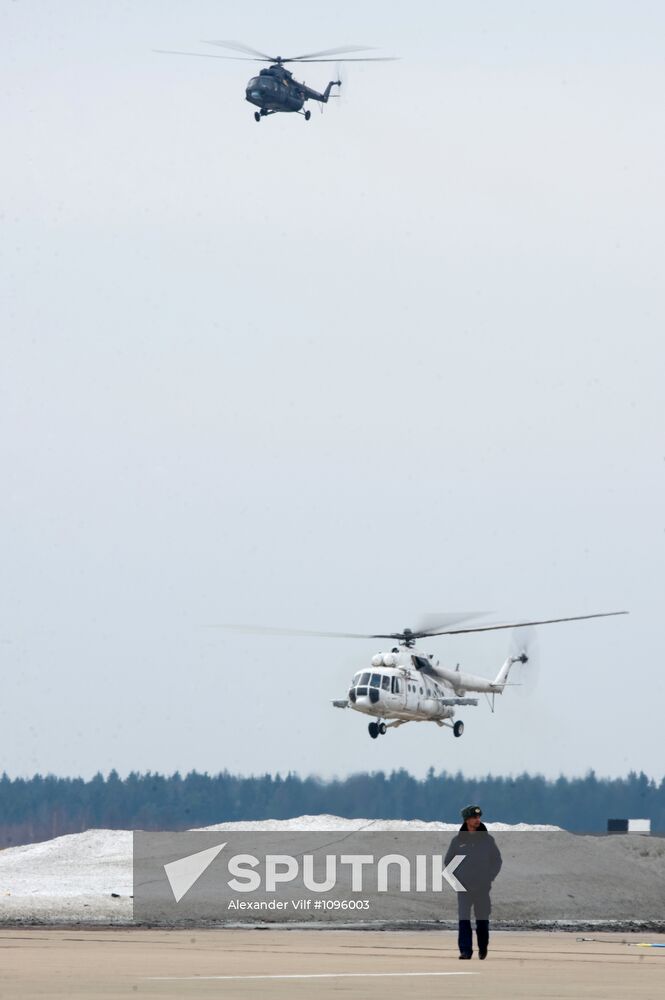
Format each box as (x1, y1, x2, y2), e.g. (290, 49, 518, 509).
(334, 644, 521, 738)
(344, 648, 477, 725)
(246, 64, 339, 117)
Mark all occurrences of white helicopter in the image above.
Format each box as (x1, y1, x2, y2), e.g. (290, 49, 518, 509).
(227, 611, 626, 739)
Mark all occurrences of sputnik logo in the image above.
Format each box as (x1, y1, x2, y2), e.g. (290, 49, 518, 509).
(164, 842, 227, 903)
(163, 842, 467, 903)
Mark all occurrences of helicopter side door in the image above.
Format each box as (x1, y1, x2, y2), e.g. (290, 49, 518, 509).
(388, 673, 406, 710)
(283, 79, 304, 112)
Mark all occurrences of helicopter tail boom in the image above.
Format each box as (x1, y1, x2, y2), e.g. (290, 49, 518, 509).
(425, 656, 520, 694)
(305, 79, 341, 103)
(427, 663, 501, 693)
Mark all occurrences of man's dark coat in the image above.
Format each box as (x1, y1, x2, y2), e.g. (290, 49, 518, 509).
(443, 821, 503, 891)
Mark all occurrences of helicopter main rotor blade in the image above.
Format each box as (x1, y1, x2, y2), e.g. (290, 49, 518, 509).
(285, 57, 399, 63)
(369, 613, 489, 640)
(218, 625, 378, 639)
(283, 45, 377, 61)
(410, 612, 489, 637)
(219, 613, 484, 641)
(154, 49, 264, 62)
(202, 39, 277, 60)
(422, 611, 629, 637)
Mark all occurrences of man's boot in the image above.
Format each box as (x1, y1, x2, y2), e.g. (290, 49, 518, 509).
(476, 919, 489, 960)
(458, 919, 473, 958)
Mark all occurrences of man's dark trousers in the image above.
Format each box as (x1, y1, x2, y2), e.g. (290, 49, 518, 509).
(458, 888, 490, 957)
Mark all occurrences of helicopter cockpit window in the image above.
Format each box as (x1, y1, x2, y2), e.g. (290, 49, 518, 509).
(381, 676, 390, 691)
(352, 673, 361, 686)
(370, 673, 381, 688)
(360, 672, 370, 686)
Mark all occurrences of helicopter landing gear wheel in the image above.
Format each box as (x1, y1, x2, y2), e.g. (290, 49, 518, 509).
(304, 110, 311, 121)
(368, 722, 379, 739)
(453, 720, 464, 738)
(378, 723, 387, 735)
(254, 111, 261, 122)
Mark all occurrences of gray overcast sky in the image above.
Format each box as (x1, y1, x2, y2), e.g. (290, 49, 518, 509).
(1, 1, 663, 783)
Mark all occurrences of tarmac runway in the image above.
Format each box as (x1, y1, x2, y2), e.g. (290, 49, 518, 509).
(1, 928, 664, 999)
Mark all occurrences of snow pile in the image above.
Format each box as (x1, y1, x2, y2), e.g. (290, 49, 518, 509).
(0, 828, 133, 924)
(0, 829, 132, 898)
(197, 814, 562, 833)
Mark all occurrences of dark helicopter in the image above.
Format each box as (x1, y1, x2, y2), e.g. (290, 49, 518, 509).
(155, 40, 397, 121)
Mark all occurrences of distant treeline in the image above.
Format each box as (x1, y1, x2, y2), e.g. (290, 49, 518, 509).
(0, 769, 662, 847)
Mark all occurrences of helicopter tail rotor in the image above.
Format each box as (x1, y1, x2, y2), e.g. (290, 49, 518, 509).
(318, 64, 343, 114)
(333, 61, 345, 103)
(509, 626, 541, 697)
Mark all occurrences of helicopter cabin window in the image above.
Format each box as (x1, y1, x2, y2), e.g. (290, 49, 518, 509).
(381, 675, 390, 691)
(370, 673, 381, 688)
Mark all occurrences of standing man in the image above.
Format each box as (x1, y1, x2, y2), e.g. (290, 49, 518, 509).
(444, 804, 502, 960)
